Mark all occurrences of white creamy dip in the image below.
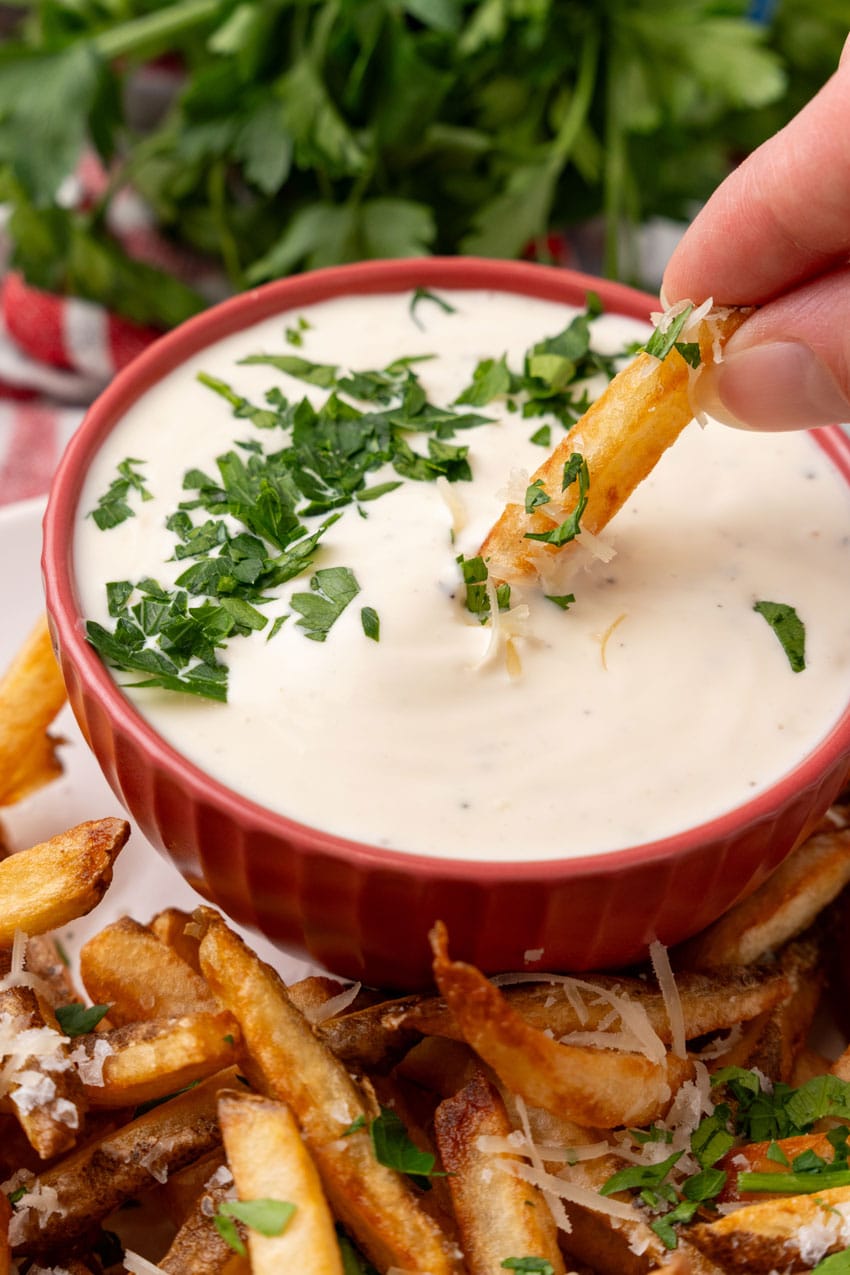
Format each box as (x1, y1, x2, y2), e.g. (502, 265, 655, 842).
(74, 289, 850, 861)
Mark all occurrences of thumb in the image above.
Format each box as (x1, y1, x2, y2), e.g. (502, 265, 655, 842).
(695, 266, 850, 431)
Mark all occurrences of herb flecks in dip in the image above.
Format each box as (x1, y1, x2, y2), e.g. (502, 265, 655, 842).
(76, 289, 850, 862)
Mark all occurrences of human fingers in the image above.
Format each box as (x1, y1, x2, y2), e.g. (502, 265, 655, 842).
(693, 265, 850, 430)
(662, 53, 850, 307)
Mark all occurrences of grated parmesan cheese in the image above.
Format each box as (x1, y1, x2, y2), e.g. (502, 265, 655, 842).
(123, 1252, 170, 1275)
(69, 1036, 114, 1086)
(436, 475, 468, 537)
(7, 1183, 62, 1247)
(513, 1095, 571, 1234)
(303, 981, 362, 1025)
(649, 940, 686, 1059)
(496, 1157, 640, 1224)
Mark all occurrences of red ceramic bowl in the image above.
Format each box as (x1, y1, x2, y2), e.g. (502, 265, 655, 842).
(42, 258, 850, 988)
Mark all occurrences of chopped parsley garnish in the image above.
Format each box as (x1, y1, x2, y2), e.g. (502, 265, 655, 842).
(813, 1250, 850, 1273)
(524, 479, 551, 513)
(644, 304, 695, 363)
(457, 554, 510, 621)
(754, 600, 806, 672)
(285, 316, 311, 347)
(89, 457, 152, 530)
(409, 287, 457, 329)
(501, 1260, 555, 1275)
(524, 453, 589, 547)
(360, 606, 380, 642)
(452, 294, 619, 430)
(7, 1186, 26, 1205)
(291, 567, 360, 642)
(214, 1198, 295, 1256)
(341, 1114, 367, 1136)
(544, 593, 575, 610)
(55, 1002, 111, 1037)
(529, 424, 551, 447)
(369, 1106, 445, 1184)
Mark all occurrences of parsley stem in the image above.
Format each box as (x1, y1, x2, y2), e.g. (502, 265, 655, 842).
(738, 1169, 850, 1195)
(552, 22, 600, 165)
(93, 0, 221, 61)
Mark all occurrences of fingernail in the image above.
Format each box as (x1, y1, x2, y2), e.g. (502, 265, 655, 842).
(694, 341, 850, 431)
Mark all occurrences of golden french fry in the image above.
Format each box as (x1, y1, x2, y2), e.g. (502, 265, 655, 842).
(316, 993, 423, 1070)
(80, 916, 219, 1024)
(0, 819, 128, 943)
(429, 922, 692, 1129)
(194, 907, 462, 1275)
(688, 1184, 850, 1272)
(219, 1088, 343, 1275)
(159, 1152, 249, 1275)
(480, 308, 749, 585)
(0, 616, 67, 806)
(77, 1010, 239, 1107)
(0, 985, 87, 1159)
(160, 1149, 230, 1227)
(11, 934, 81, 1009)
(709, 935, 822, 1084)
(393, 964, 790, 1051)
(679, 827, 850, 969)
(434, 1071, 565, 1275)
(8, 1067, 235, 1255)
(149, 907, 204, 973)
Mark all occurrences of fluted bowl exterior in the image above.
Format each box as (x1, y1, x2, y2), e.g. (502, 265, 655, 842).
(42, 258, 850, 987)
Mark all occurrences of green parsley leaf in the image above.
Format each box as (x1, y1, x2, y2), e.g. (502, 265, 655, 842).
(89, 458, 152, 530)
(529, 424, 551, 447)
(455, 355, 513, 406)
(681, 1166, 727, 1202)
(370, 1107, 442, 1181)
(409, 287, 457, 329)
(501, 1260, 554, 1275)
(361, 606, 380, 642)
(55, 1002, 111, 1038)
(644, 305, 694, 362)
(214, 1199, 295, 1256)
(290, 567, 360, 642)
(674, 341, 701, 368)
(600, 1150, 682, 1198)
(754, 600, 806, 672)
(651, 1198, 699, 1249)
(7, 1186, 26, 1205)
(690, 1103, 735, 1169)
(545, 593, 575, 610)
(241, 352, 339, 388)
(813, 1250, 850, 1273)
(342, 1114, 367, 1137)
(525, 479, 551, 513)
(524, 453, 589, 547)
(767, 1140, 791, 1166)
(457, 554, 510, 620)
(338, 1229, 380, 1275)
(285, 316, 311, 347)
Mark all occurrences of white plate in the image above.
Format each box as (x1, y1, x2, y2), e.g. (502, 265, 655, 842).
(1, 496, 318, 983)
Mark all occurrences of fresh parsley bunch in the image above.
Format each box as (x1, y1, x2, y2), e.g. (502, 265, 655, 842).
(0, 0, 793, 327)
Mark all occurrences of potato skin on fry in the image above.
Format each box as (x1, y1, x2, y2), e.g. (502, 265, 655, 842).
(435, 1071, 565, 1275)
(8, 1067, 235, 1254)
(688, 1184, 850, 1273)
(0, 818, 128, 943)
(429, 922, 692, 1129)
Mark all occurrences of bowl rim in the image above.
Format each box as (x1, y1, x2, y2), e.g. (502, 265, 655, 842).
(42, 255, 850, 886)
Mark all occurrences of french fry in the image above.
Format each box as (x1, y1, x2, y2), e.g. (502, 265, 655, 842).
(480, 308, 749, 585)
(159, 1153, 249, 1275)
(194, 906, 462, 1275)
(0, 985, 86, 1159)
(8, 1067, 235, 1255)
(0, 1187, 10, 1275)
(0, 819, 128, 943)
(80, 916, 220, 1024)
(316, 993, 424, 1070)
(687, 1184, 850, 1272)
(392, 964, 790, 1051)
(434, 1070, 566, 1275)
(679, 827, 850, 969)
(77, 1010, 240, 1107)
(219, 1088, 344, 1275)
(0, 615, 67, 806)
(429, 922, 693, 1128)
(160, 1149, 229, 1227)
(149, 907, 204, 973)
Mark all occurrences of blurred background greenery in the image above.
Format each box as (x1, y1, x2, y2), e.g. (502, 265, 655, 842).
(0, 0, 847, 329)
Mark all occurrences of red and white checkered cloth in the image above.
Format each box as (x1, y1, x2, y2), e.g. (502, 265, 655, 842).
(0, 149, 226, 507)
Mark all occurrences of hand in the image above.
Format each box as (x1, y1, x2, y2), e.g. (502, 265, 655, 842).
(662, 38, 850, 431)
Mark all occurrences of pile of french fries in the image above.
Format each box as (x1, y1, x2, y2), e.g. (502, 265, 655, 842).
(2, 613, 850, 1274)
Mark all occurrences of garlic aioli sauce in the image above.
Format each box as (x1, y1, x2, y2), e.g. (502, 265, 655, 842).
(74, 290, 850, 861)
